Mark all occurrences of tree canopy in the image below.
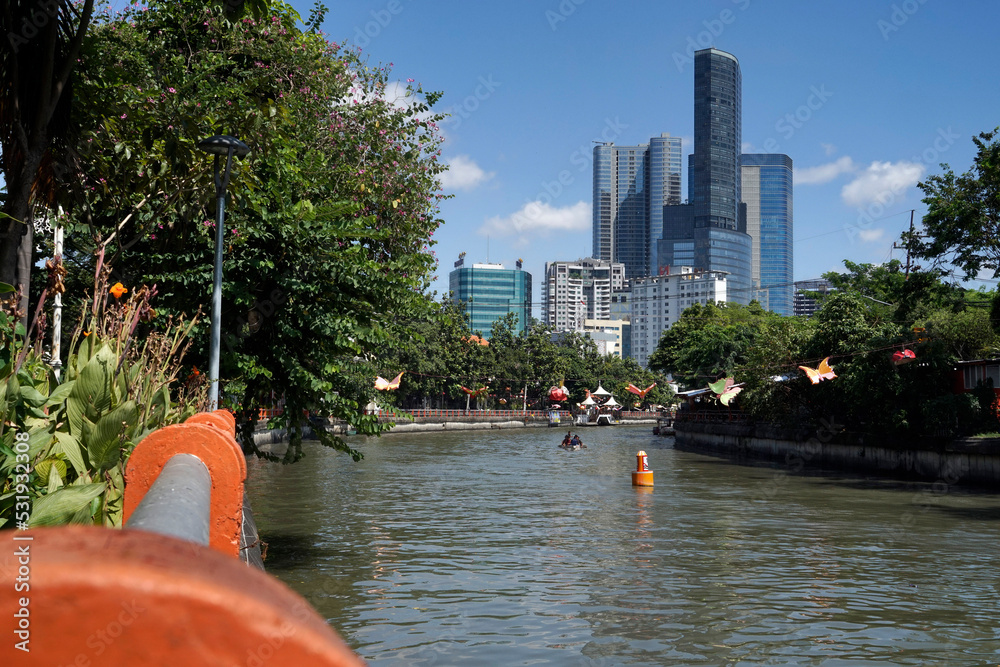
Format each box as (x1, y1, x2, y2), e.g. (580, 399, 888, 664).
(907, 128, 1000, 280)
(52, 0, 447, 461)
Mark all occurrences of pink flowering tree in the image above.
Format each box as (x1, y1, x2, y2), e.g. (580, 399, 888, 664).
(53, 0, 448, 461)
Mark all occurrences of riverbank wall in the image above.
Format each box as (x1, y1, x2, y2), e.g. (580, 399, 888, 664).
(674, 420, 1000, 488)
(251, 417, 660, 440)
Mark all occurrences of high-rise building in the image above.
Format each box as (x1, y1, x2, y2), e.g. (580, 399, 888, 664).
(542, 258, 625, 332)
(449, 260, 532, 338)
(630, 267, 728, 368)
(660, 48, 752, 305)
(793, 279, 832, 317)
(741, 153, 794, 315)
(593, 134, 682, 280)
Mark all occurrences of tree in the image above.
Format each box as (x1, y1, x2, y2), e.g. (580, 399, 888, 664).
(907, 128, 1000, 280)
(56, 0, 447, 461)
(0, 0, 95, 317)
(648, 301, 776, 389)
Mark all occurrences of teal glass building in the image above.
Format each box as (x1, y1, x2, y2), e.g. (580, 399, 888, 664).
(741, 153, 794, 316)
(449, 262, 532, 337)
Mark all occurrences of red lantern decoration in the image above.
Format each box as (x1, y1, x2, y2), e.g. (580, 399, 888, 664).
(548, 385, 569, 402)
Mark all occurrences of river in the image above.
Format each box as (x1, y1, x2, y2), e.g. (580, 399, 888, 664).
(245, 425, 1000, 666)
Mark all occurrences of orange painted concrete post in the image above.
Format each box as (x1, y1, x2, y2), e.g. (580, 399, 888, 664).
(125, 410, 246, 557)
(0, 526, 366, 666)
(632, 450, 654, 487)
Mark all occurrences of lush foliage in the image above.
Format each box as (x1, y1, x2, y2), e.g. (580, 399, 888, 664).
(649, 268, 1000, 440)
(906, 128, 1000, 281)
(0, 270, 205, 529)
(52, 0, 447, 461)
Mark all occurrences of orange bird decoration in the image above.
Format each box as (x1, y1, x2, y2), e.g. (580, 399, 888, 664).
(460, 385, 488, 397)
(626, 382, 657, 398)
(375, 372, 404, 391)
(799, 358, 837, 384)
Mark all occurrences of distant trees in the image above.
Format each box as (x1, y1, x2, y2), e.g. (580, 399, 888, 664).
(376, 306, 672, 412)
(648, 271, 1000, 439)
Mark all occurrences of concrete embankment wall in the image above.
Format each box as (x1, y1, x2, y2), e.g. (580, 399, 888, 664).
(675, 421, 1000, 487)
(249, 418, 660, 440)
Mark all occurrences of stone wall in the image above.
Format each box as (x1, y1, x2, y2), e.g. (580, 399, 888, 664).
(674, 420, 1000, 487)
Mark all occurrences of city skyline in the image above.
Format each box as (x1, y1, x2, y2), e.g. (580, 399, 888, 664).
(297, 1, 1000, 318)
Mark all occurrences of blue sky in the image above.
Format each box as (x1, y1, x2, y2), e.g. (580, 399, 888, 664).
(297, 0, 1000, 314)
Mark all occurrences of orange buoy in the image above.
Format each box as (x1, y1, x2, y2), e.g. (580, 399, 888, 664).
(631, 450, 653, 486)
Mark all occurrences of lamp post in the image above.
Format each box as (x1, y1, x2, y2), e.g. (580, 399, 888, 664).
(197, 135, 250, 411)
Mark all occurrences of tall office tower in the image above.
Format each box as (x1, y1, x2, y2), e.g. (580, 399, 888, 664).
(449, 259, 532, 338)
(741, 154, 794, 315)
(592, 134, 682, 280)
(660, 48, 752, 304)
(542, 258, 626, 332)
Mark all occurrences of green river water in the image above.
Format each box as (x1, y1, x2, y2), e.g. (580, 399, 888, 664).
(245, 425, 1000, 666)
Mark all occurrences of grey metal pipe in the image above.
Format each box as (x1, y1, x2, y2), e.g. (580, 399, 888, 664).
(126, 453, 212, 546)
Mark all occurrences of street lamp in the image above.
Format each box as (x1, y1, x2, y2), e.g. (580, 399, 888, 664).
(198, 135, 250, 411)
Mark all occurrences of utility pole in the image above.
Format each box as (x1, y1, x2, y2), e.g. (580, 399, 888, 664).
(893, 210, 925, 279)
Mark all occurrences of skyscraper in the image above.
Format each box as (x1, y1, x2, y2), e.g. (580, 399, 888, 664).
(741, 153, 794, 315)
(659, 48, 752, 304)
(593, 134, 682, 280)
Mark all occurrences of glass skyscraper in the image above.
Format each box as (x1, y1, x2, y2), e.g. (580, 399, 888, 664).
(660, 48, 752, 304)
(741, 154, 794, 316)
(592, 134, 682, 281)
(449, 263, 532, 338)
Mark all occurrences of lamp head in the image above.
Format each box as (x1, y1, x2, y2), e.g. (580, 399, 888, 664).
(197, 135, 250, 158)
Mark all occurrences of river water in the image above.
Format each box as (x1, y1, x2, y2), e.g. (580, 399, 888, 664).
(245, 425, 1000, 666)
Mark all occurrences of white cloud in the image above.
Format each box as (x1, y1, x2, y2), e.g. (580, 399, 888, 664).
(821, 142, 837, 156)
(841, 160, 924, 208)
(858, 228, 884, 242)
(795, 156, 856, 185)
(439, 155, 494, 191)
(481, 200, 591, 240)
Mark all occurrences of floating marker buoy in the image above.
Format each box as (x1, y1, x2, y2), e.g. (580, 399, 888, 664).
(632, 450, 653, 486)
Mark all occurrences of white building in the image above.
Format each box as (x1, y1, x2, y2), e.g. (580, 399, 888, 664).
(542, 258, 626, 332)
(631, 267, 728, 367)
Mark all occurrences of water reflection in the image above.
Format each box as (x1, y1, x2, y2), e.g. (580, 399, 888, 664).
(246, 426, 1000, 665)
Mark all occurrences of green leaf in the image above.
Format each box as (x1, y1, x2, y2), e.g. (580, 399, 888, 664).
(45, 380, 76, 408)
(51, 432, 87, 477)
(72, 344, 116, 415)
(87, 400, 139, 472)
(0, 282, 15, 294)
(19, 385, 47, 408)
(28, 482, 105, 527)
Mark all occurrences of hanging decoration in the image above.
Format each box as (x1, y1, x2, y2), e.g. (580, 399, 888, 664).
(460, 385, 489, 397)
(799, 358, 837, 384)
(375, 372, 404, 391)
(892, 349, 916, 366)
(708, 377, 742, 405)
(548, 384, 569, 402)
(626, 382, 657, 398)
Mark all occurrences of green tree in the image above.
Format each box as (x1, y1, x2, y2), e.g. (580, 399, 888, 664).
(55, 0, 446, 461)
(0, 0, 95, 316)
(907, 129, 1000, 281)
